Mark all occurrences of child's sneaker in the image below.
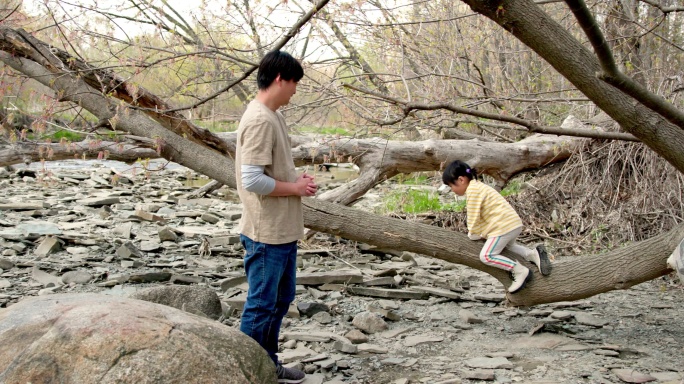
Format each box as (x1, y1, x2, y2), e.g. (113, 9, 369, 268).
(508, 263, 530, 293)
(276, 364, 305, 384)
(534, 244, 552, 276)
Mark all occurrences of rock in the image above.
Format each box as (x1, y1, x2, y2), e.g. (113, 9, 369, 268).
(16, 221, 61, 238)
(333, 341, 358, 354)
(0, 293, 275, 383)
(200, 212, 220, 224)
(297, 302, 330, 317)
(474, 293, 506, 303)
(459, 309, 484, 324)
(611, 369, 656, 383)
(61, 271, 93, 285)
(296, 270, 364, 285)
(346, 287, 428, 300)
(0, 279, 11, 288)
(158, 227, 178, 242)
(0, 258, 15, 270)
(116, 241, 144, 259)
(312, 311, 332, 324)
(357, 343, 388, 353)
(410, 285, 461, 300)
(76, 196, 121, 206)
(112, 223, 133, 239)
(462, 369, 496, 381)
(130, 285, 223, 320)
(403, 335, 444, 347)
(0, 202, 46, 211)
(465, 357, 514, 369)
(219, 275, 247, 292)
(32, 267, 63, 287)
(344, 329, 368, 344)
(128, 272, 172, 283)
(574, 312, 609, 327)
(352, 311, 388, 334)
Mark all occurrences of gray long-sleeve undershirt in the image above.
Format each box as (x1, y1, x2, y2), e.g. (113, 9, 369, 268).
(241, 164, 276, 195)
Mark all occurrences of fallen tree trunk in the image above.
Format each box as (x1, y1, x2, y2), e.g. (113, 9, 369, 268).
(0, 27, 677, 307)
(0, 140, 159, 167)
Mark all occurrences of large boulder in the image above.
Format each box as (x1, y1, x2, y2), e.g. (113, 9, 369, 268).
(0, 293, 276, 384)
(130, 285, 223, 320)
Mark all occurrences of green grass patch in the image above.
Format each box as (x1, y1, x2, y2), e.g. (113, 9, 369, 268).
(392, 173, 430, 185)
(501, 180, 522, 197)
(47, 130, 83, 142)
(377, 188, 443, 214)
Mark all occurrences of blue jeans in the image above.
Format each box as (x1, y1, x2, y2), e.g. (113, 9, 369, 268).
(239, 234, 298, 365)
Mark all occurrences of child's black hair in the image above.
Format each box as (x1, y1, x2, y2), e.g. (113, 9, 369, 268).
(442, 160, 478, 185)
(256, 50, 304, 90)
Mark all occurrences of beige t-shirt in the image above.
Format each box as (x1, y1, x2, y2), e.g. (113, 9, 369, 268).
(235, 100, 303, 244)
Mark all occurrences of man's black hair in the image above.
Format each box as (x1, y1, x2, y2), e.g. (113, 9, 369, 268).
(257, 50, 304, 90)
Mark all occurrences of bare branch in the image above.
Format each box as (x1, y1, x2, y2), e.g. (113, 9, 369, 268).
(565, 0, 684, 130)
(344, 84, 639, 141)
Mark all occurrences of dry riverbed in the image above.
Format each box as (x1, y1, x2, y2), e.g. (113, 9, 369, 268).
(0, 161, 682, 384)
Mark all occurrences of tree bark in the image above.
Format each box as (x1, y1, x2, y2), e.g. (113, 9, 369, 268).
(0, 140, 158, 167)
(0, 27, 679, 307)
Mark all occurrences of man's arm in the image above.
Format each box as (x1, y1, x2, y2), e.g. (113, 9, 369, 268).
(241, 165, 317, 197)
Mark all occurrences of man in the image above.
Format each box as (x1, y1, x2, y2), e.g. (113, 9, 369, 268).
(235, 50, 317, 384)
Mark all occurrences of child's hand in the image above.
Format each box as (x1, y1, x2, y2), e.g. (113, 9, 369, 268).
(468, 232, 482, 241)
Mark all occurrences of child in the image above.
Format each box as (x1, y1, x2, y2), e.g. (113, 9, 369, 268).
(442, 160, 552, 293)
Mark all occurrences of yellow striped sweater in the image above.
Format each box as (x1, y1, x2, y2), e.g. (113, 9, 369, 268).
(465, 180, 522, 238)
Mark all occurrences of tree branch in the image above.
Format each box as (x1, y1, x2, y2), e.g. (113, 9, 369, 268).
(565, 0, 684, 130)
(344, 84, 639, 141)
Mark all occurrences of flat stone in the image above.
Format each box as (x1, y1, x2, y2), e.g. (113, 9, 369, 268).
(77, 197, 120, 206)
(574, 312, 609, 327)
(611, 369, 656, 383)
(403, 335, 444, 347)
(200, 213, 220, 224)
(17, 221, 61, 238)
(132, 210, 167, 223)
(462, 369, 495, 381)
(128, 272, 172, 283)
(346, 287, 428, 300)
(112, 222, 133, 239)
(277, 346, 317, 363)
(410, 285, 461, 300)
(333, 341, 358, 354)
(464, 357, 513, 369)
(553, 343, 593, 352)
(357, 343, 388, 354)
(296, 270, 364, 285)
(0, 279, 11, 288)
(32, 267, 63, 287)
(459, 309, 483, 324)
(209, 235, 240, 247)
(550, 310, 575, 320)
(474, 293, 506, 303)
(0, 202, 46, 211)
(362, 276, 397, 287)
(116, 242, 144, 259)
(594, 349, 620, 356)
(219, 276, 247, 292)
(297, 302, 329, 317)
(61, 271, 93, 284)
(140, 240, 162, 252)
